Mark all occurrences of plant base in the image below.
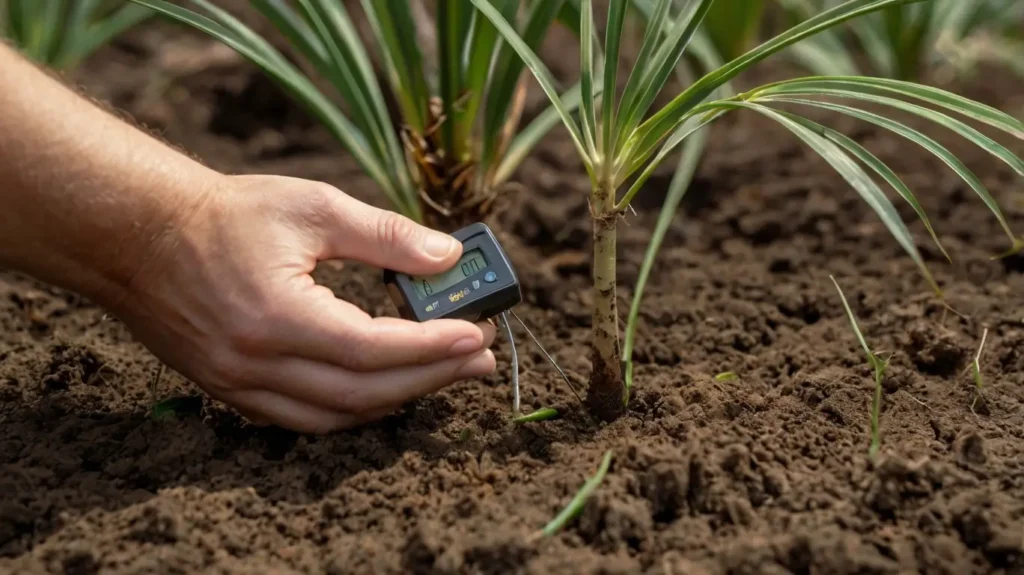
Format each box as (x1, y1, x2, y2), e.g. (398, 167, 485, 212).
(586, 344, 627, 421)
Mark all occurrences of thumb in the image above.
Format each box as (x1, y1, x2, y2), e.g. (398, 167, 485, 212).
(326, 192, 462, 275)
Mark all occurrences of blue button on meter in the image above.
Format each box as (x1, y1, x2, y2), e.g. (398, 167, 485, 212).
(383, 223, 521, 323)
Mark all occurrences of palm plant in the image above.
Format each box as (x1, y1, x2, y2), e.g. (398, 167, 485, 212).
(470, 0, 1024, 421)
(1, 0, 151, 70)
(778, 0, 1024, 81)
(129, 0, 585, 230)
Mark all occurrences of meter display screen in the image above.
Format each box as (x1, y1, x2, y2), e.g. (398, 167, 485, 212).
(412, 248, 488, 300)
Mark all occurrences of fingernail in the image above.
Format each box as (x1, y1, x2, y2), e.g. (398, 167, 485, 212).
(458, 350, 495, 378)
(423, 232, 458, 259)
(449, 336, 481, 356)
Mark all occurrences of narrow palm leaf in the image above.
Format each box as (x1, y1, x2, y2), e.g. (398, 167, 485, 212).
(750, 76, 1024, 139)
(761, 96, 1021, 251)
(494, 81, 588, 185)
(703, 0, 763, 60)
(483, 0, 566, 172)
(31, 0, 64, 64)
(300, 0, 406, 155)
(618, 111, 719, 203)
(617, 0, 714, 151)
(622, 116, 709, 394)
(462, 0, 516, 161)
(626, 0, 928, 172)
(250, 0, 330, 75)
(759, 87, 1024, 178)
(437, 0, 463, 158)
(468, 0, 592, 175)
(57, 3, 152, 69)
(615, 0, 671, 153)
(128, 0, 415, 218)
(601, 0, 627, 156)
(708, 100, 941, 293)
(579, 0, 598, 157)
(791, 115, 951, 262)
(61, 0, 101, 58)
(361, 0, 430, 132)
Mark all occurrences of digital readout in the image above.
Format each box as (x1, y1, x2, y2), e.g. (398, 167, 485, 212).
(412, 248, 488, 300)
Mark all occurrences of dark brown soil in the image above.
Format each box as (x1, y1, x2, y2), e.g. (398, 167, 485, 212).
(3, 15, 1024, 575)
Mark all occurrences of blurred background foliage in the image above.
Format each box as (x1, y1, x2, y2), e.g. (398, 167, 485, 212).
(3, 0, 1021, 90)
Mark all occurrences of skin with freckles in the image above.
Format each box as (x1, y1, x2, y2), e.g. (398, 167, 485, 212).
(0, 42, 496, 434)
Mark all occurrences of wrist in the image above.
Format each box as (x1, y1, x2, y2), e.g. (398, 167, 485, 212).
(0, 42, 227, 316)
(96, 170, 226, 316)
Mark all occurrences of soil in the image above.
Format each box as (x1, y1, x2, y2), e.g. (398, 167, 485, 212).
(3, 12, 1024, 575)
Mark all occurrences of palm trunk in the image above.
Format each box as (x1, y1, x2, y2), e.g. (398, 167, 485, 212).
(587, 178, 626, 421)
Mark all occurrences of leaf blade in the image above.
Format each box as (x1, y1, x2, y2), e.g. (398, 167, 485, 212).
(127, 0, 416, 218)
(750, 76, 1024, 139)
(625, 0, 928, 174)
(469, 0, 592, 174)
(600, 0, 626, 157)
(618, 0, 715, 150)
(709, 100, 941, 294)
(579, 0, 598, 158)
(761, 95, 1020, 251)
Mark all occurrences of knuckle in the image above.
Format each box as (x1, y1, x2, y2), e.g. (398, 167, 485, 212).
(341, 329, 381, 371)
(205, 348, 248, 389)
(225, 308, 274, 355)
(305, 183, 340, 223)
(376, 212, 417, 250)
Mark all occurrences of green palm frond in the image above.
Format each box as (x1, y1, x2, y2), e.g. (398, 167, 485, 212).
(2, 0, 151, 70)
(130, 0, 586, 228)
(777, 0, 1024, 80)
(468, 0, 1024, 410)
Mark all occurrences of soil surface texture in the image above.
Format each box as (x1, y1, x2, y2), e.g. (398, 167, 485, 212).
(3, 15, 1024, 575)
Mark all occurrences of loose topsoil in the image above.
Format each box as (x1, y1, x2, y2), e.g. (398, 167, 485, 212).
(3, 15, 1024, 575)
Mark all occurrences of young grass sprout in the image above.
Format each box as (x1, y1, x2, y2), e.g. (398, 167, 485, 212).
(472, 0, 1024, 421)
(513, 407, 559, 424)
(531, 449, 613, 542)
(967, 327, 989, 413)
(1, 0, 152, 70)
(831, 276, 890, 459)
(129, 0, 585, 230)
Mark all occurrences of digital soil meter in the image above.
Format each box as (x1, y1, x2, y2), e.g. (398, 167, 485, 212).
(382, 222, 577, 416)
(383, 223, 521, 323)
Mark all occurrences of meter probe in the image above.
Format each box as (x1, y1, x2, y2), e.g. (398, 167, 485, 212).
(383, 223, 577, 412)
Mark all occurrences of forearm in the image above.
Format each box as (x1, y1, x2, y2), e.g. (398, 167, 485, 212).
(0, 43, 222, 309)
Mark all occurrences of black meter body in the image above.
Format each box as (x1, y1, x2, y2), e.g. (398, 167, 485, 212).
(383, 223, 521, 323)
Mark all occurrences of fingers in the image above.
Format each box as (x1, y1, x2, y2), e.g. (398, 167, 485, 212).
(324, 192, 463, 276)
(273, 286, 497, 372)
(225, 389, 396, 434)
(250, 348, 496, 414)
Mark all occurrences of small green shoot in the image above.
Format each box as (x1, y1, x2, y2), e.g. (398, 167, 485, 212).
(831, 276, 890, 459)
(513, 407, 559, 424)
(531, 449, 613, 541)
(967, 327, 988, 413)
(714, 371, 739, 382)
(149, 397, 182, 420)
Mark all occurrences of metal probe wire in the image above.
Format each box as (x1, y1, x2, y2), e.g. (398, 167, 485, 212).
(496, 311, 519, 414)
(509, 310, 583, 404)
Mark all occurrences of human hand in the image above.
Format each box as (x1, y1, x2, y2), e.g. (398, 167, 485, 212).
(112, 174, 496, 433)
